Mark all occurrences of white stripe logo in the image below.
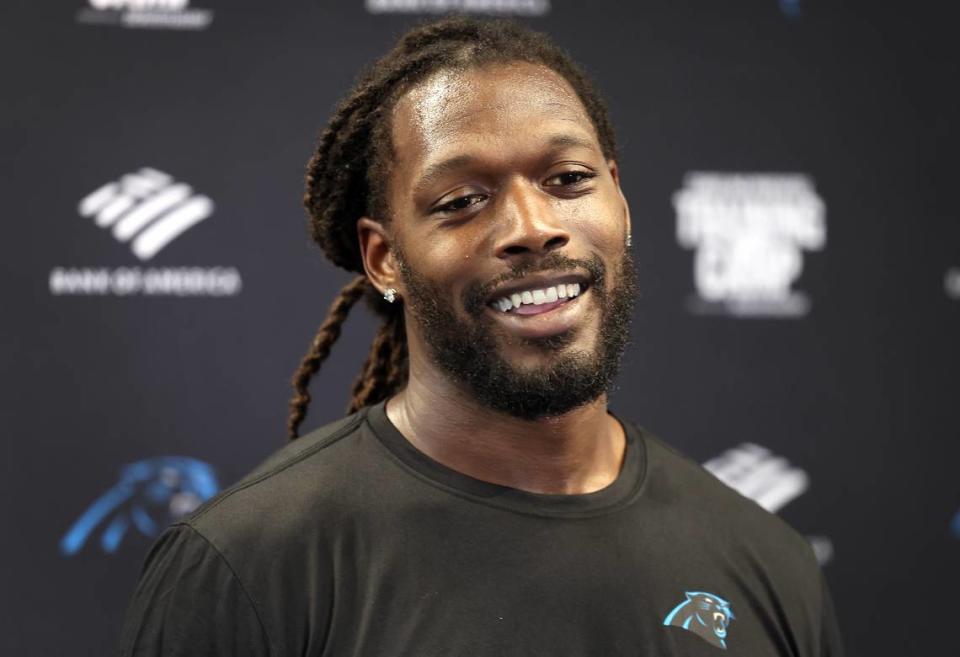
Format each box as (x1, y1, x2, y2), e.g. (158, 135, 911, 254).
(78, 168, 214, 261)
(703, 443, 810, 513)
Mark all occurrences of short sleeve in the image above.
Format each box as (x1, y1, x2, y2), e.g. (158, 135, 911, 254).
(818, 571, 845, 657)
(117, 523, 271, 657)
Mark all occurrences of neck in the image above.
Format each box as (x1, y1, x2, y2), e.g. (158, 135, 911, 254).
(385, 344, 626, 495)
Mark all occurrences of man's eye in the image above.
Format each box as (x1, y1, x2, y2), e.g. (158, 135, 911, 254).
(544, 171, 596, 187)
(433, 194, 486, 214)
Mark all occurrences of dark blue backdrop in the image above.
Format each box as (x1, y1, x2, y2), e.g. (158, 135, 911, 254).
(3, 1, 957, 654)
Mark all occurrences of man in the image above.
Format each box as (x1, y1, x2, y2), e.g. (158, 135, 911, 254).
(119, 16, 844, 656)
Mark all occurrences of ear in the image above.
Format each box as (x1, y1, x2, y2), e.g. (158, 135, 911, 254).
(357, 217, 401, 297)
(607, 159, 632, 244)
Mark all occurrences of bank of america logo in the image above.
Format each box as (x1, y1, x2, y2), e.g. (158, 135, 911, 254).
(703, 443, 809, 513)
(78, 167, 214, 261)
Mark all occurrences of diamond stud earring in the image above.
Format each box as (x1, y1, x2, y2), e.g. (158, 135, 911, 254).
(383, 288, 398, 303)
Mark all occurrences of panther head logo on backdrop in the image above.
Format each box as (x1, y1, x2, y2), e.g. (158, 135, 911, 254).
(60, 456, 219, 556)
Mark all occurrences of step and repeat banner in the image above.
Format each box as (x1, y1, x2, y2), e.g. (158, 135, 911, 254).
(3, 1, 957, 654)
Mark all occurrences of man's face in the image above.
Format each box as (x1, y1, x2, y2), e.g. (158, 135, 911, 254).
(383, 62, 636, 418)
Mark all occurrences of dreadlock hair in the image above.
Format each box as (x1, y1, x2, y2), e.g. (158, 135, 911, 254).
(287, 14, 619, 439)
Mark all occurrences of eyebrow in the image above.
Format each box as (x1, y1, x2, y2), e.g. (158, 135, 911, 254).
(413, 133, 598, 195)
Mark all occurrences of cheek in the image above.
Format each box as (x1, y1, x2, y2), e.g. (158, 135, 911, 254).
(420, 223, 490, 273)
(402, 237, 475, 297)
(562, 191, 627, 252)
(430, 239, 477, 275)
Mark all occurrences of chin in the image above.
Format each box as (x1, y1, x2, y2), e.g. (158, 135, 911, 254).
(498, 326, 593, 356)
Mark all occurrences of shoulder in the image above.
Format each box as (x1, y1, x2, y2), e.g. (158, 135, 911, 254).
(181, 409, 377, 557)
(635, 424, 819, 572)
(123, 413, 379, 657)
(118, 522, 271, 657)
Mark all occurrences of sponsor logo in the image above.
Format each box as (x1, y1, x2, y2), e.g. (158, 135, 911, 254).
(76, 0, 213, 31)
(946, 267, 960, 300)
(49, 266, 241, 297)
(60, 456, 219, 555)
(366, 0, 550, 15)
(703, 442, 810, 513)
(78, 167, 212, 261)
(50, 167, 242, 297)
(703, 443, 834, 565)
(674, 172, 826, 318)
(663, 591, 735, 650)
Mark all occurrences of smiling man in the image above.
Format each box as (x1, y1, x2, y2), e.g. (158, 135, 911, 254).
(118, 17, 844, 657)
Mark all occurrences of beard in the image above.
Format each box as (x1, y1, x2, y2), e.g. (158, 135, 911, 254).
(395, 248, 637, 420)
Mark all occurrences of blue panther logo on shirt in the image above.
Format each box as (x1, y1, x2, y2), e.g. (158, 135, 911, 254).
(663, 591, 736, 649)
(60, 456, 218, 555)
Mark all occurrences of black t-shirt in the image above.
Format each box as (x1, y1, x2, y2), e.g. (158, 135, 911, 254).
(118, 402, 844, 656)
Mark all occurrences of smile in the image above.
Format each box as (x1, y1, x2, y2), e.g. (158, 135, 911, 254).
(483, 273, 592, 339)
(490, 282, 583, 315)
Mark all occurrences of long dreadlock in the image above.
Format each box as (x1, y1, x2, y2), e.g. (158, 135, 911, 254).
(287, 15, 619, 439)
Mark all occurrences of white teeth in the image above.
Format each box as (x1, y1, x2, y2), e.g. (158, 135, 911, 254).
(491, 282, 584, 312)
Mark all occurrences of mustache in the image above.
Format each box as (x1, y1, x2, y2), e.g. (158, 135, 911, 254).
(463, 252, 606, 317)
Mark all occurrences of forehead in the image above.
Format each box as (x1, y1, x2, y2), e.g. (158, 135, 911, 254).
(389, 62, 599, 175)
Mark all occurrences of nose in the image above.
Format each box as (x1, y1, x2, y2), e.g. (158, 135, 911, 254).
(492, 179, 570, 259)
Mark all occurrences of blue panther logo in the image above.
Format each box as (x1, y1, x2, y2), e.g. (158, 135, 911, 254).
(779, 0, 801, 18)
(60, 456, 218, 555)
(663, 591, 736, 649)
